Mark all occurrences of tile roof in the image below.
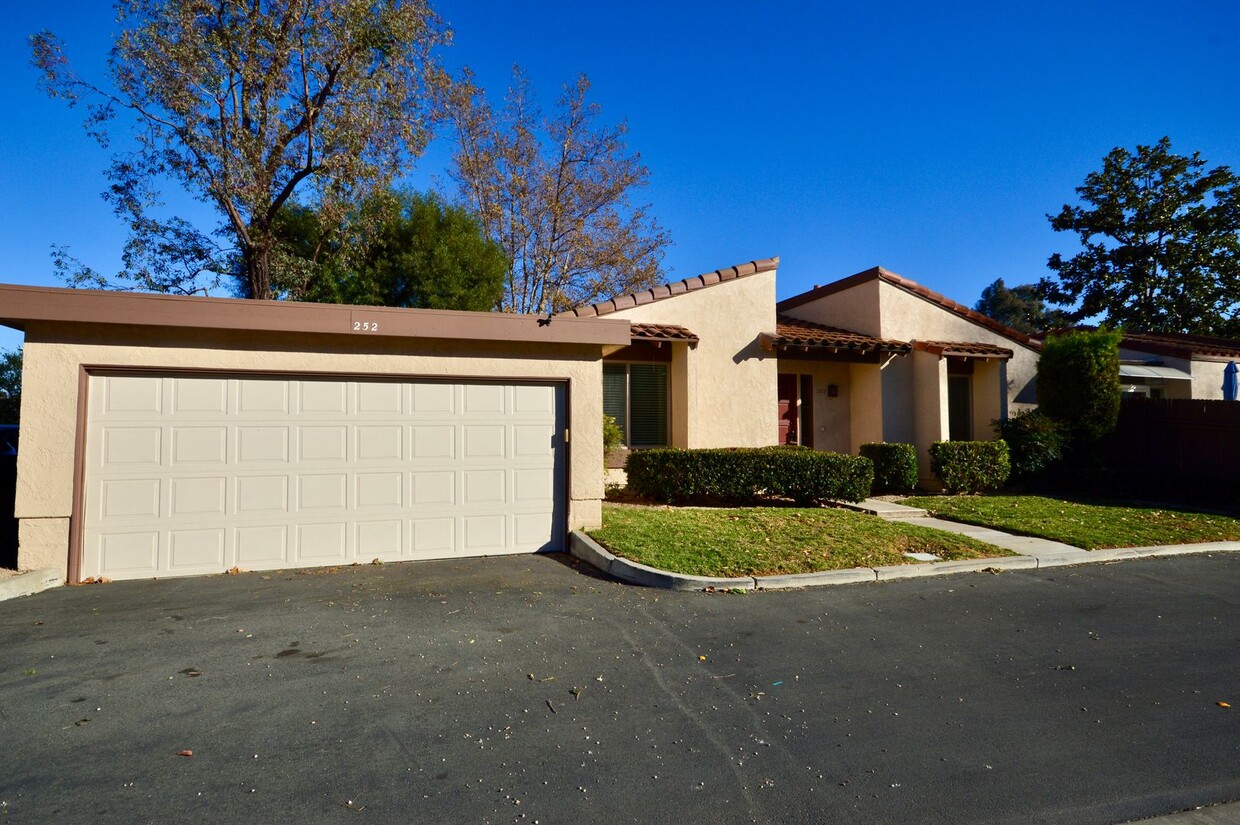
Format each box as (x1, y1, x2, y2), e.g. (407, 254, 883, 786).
(777, 266, 1040, 350)
(761, 315, 911, 355)
(913, 340, 1014, 359)
(629, 322, 699, 343)
(562, 257, 779, 318)
(1118, 331, 1240, 360)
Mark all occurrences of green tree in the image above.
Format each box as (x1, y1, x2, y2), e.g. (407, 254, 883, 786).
(1036, 329, 1123, 444)
(974, 279, 1069, 334)
(1042, 137, 1240, 335)
(32, 0, 449, 299)
(0, 348, 21, 424)
(274, 190, 507, 311)
(448, 67, 670, 315)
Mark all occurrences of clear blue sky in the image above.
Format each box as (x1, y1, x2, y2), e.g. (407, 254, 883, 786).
(3, 0, 1239, 352)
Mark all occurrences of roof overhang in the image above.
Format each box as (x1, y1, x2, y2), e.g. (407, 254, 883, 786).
(0, 284, 631, 348)
(913, 340, 1013, 360)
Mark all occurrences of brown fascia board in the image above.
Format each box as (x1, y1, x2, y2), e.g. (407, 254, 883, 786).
(561, 257, 780, 318)
(777, 266, 1040, 351)
(0, 283, 631, 347)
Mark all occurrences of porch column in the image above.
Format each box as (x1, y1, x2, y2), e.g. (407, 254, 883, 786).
(669, 340, 695, 448)
(912, 349, 949, 484)
(972, 358, 1005, 439)
(848, 362, 884, 452)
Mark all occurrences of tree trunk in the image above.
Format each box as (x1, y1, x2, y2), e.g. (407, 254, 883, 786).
(245, 243, 272, 300)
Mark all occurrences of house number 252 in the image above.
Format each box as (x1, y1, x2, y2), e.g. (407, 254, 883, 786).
(353, 321, 379, 332)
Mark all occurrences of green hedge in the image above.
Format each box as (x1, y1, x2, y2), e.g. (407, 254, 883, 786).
(928, 441, 1011, 494)
(859, 443, 918, 494)
(625, 447, 874, 505)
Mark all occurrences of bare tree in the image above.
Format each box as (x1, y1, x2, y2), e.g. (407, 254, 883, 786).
(448, 67, 670, 315)
(32, 0, 449, 299)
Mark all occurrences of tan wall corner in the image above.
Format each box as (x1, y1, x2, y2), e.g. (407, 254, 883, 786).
(18, 517, 70, 579)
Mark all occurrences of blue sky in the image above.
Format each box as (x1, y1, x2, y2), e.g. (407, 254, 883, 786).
(3, 1, 1239, 352)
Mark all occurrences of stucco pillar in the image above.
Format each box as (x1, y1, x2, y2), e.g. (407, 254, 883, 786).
(848, 362, 884, 452)
(972, 359, 1005, 440)
(669, 341, 694, 448)
(912, 350, 948, 483)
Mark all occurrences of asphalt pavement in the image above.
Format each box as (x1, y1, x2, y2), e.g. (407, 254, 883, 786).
(2, 552, 1239, 824)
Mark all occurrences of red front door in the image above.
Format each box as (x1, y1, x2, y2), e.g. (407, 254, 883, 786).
(777, 374, 798, 445)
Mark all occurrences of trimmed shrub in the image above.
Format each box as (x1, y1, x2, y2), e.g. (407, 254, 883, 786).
(1037, 329, 1122, 443)
(859, 443, 918, 494)
(625, 447, 873, 505)
(993, 410, 1068, 481)
(928, 441, 1011, 494)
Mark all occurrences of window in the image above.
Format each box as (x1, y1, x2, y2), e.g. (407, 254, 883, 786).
(947, 375, 972, 441)
(603, 363, 668, 448)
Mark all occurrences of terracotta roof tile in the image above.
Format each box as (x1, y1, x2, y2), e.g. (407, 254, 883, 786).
(762, 315, 911, 354)
(777, 267, 1040, 351)
(629, 322, 699, 343)
(913, 340, 1014, 359)
(1118, 331, 1240, 360)
(561, 257, 779, 318)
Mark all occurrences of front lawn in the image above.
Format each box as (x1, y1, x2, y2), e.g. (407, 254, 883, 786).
(900, 495, 1240, 550)
(588, 504, 1012, 578)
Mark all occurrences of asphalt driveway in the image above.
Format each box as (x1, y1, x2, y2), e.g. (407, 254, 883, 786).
(2, 553, 1239, 824)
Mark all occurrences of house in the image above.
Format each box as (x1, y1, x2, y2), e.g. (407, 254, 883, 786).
(1111, 331, 1240, 400)
(0, 258, 1038, 584)
(566, 259, 1041, 484)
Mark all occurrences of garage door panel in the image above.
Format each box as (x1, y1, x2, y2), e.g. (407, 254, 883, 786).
(236, 476, 289, 514)
(169, 528, 227, 571)
(171, 427, 227, 465)
(170, 477, 227, 516)
(84, 376, 564, 580)
(236, 525, 287, 565)
(173, 378, 228, 414)
(238, 427, 289, 463)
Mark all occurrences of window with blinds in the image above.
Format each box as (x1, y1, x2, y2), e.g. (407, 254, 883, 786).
(602, 363, 668, 448)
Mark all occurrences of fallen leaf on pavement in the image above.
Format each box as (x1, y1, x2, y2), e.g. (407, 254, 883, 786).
(176, 750, 193, 757)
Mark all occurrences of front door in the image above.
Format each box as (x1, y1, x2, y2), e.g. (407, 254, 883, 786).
(777, 374, 798, 445)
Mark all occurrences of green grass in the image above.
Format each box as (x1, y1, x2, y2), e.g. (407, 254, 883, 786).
(588, 504, 1013, 578)
(900, 495, 1240, 550)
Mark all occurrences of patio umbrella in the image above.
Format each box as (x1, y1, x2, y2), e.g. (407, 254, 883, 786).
(1224, 361, 1239, 401)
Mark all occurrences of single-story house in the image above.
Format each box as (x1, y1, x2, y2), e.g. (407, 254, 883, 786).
(1111, 331, 1240, 400)
(0, 258, 1039, 584)
(565, 260, 1040, 483)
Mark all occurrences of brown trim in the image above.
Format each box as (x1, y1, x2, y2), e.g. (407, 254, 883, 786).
(66, 366, 90, 585)
(0, 283, 630, 347)
(562, 257, 779, 318)
(913, 340, 1014, 360)
(70, 365, 581, 578)
(777, 267, 1039, 351)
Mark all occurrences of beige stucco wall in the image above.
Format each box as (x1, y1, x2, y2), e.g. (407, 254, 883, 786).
(777, 360, 853, 454)
(780, 279, 883, 337)
(848, 363, 885, 452)
(1191, 359, 1229, 401)
(609, 270, 778, 448)
(911, 350, 949, 482)
(14, 323, 607, 577)
(876, 281, 1040, 413)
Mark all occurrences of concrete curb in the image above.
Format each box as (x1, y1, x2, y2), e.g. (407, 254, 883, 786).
(568, 532, 1240, 593)
(0, 568, 63, 602)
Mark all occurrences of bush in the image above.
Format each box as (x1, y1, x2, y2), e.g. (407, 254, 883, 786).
(1037, 329, 1122, 443)
(993, 410, 1068, 481)
(625, 447, 873, 505)
(859, 443, 918, 494)
(602, 414, 624, 453)
(928, 441, 1011, 494)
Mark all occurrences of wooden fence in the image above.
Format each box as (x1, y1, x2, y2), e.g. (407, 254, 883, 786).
(1112, 397, 1240, 482)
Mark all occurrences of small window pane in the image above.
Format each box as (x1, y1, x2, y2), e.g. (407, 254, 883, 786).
(602, 365, 628, 444)
(628, 364, 668, 448)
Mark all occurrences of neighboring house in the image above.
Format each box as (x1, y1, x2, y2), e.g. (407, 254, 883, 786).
(1111, 332, 1240, 400)
(566, 261, 1041, 483)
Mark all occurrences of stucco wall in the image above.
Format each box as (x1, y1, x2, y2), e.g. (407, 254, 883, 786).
(876, 281, 1039, 413)
(778, 360, 853, 454)
(1192, 360, 1229, 401)
(780, 279, 883, 337)
(609, 270, 778, 448)
(15, 323, 606, 576)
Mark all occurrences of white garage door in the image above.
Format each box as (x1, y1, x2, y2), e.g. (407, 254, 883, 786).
(81, 374, 566, 581)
